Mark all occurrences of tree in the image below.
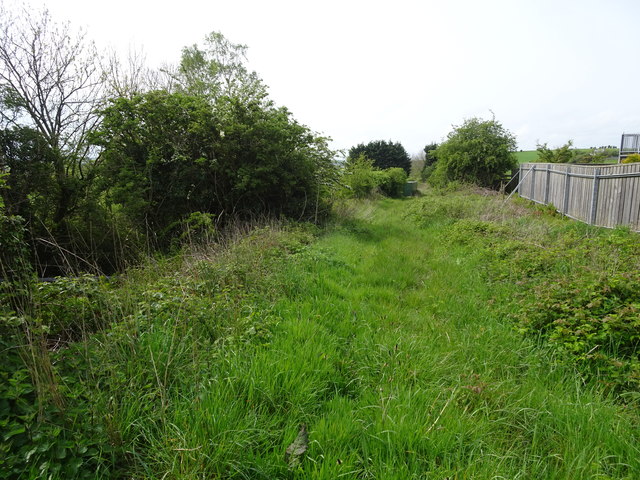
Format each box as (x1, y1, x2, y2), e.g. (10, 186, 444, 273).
(423, 143, 439, 167)
(420, 142, 439, 181)
(175, 31, 267, 105)
(92, 91, 337, 247)
(211, 97, 336, 219)
(0, 2, 104, 225)
(431, 117, 517, 189)
(536, 140, 575, 164)
(103, 47, 174, 98)
(0, 126, 58, 223)
(348, 140, 411, 175)
(91, 91, 219, 245)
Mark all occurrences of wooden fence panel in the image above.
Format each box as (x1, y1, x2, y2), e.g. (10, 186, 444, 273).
(518, 163, 640, 231)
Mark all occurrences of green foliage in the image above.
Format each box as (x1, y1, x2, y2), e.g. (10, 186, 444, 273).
(420, 142, 439, 181)
(536, 140, 575, 163)
(0, 345, 115, 479)
(342, 157, 408, 198)
(0, 127, 58, 222)
(490, 227, 640, 392)
(374, 167, 408, 198)
(177, 31, 267, 104)
(0, 181, 34, 313)
(92, 90, 219, 247)
(408, 187, 640, 393)
(342, 155, 379, 198)
(93, 91, 336, 250)
(348, 140, 411, 175)
(423, 142, 439, 167)
(31, 276, 114, 339)
(431, 117, 517, 189)
(622, 153, 640, 164)
(4, 193, 640, 478)
(213, 97, 336, 220)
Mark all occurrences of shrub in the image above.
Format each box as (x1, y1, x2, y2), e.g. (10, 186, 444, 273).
(622, 153, 640, 164)
(536, 141, 575, 163)
(375, 167, 408, 198)
(348, 140, 412, 175)
(431, 117, 517, 189)
(342, 155, 379, 198)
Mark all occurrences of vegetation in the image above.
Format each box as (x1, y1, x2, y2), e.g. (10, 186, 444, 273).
(419, 142, 438, 181)
(2, 4, 639, 480)
(0, 5, 337, 275)
(348, 140, 412, 175)
(429, 117, 518, 189)
(2, 187, 640, 478)
(622, 153, 640, 164)
(536, 140, 576, 164)
(514, 150, 539, 164)
(528, 143, 619, 164)
(341, 155, 408, 198)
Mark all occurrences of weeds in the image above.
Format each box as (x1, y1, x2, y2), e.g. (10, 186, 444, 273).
(2, 189, 639, 478)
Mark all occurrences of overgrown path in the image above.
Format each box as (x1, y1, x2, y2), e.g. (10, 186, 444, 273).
(144, 198, 640, 479)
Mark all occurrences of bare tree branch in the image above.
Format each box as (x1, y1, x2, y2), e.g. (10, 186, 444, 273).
(0, 1, 105, 163)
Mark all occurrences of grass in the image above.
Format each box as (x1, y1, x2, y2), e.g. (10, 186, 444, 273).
(3, 192, 640, 478)
(515, 150, 539, 164)
(515, 149, 619, 164)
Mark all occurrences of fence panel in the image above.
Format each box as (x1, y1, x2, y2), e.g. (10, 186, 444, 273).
(518, 163, 640, 231)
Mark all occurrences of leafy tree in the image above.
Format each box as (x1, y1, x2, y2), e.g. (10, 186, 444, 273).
(348, 140, 411, 175)
(343, 154, 379, 198)
(212, 97, 336, 219)
(431, 117, 517, 189)
(423, 142, 439, 167)
(0, 127, 58, 222)
(0, 3, 104, 226)
(91, 90, 219, 246)
(420, 142, 439, 181)
(176, 31, 267, 105)
(92, 91, 337, 247)
(536, 140, 575, 163)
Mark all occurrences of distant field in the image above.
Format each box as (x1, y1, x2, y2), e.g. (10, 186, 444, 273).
(514, 150, 538, 164)
(514, 149, 618, 164)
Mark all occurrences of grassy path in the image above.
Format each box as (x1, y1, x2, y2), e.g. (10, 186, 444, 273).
(144, 198, 639, 479)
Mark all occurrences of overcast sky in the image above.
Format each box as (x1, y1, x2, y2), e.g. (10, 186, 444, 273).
(23, 0, 640, 155)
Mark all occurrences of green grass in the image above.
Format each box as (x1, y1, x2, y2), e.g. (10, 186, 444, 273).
(515, 150, 539, 164)
(4, 193, 640, 478)
(515, 149, 619, 164)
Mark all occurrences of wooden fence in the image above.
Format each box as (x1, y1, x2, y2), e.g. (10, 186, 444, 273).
(518, 162, 640, 231)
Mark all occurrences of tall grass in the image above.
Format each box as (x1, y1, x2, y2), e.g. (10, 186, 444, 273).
(2, 190, 639, 478)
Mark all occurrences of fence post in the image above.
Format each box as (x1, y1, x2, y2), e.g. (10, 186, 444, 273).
(530, 165, 536, 200)
(562, 166, 571, 215)
(544, 165, 550, 204)
(589, 168, 601, 225)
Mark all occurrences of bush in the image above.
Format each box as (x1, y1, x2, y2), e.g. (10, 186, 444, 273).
(375, 167, 408, 198)
(348, 140, 411, 175)
(536, 141, 575, 163)
(431, 117, 517, 189)
(342, 155, 379, 198)
(622, 153, 640, 164)
(342, 157, 408, 199)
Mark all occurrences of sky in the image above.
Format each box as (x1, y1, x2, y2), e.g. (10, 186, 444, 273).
(19, 0, 640, 155)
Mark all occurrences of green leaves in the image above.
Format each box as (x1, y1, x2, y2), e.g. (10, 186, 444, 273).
(431, 116, 517, 189)
(536, 140, 575, 163)
(348, 140, 412, 175)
